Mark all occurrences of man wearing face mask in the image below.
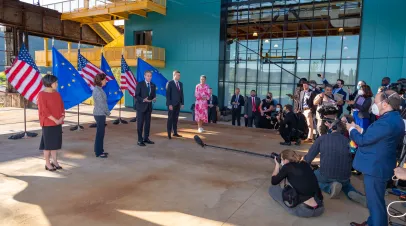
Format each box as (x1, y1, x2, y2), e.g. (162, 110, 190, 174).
(259, 92, 277, 129)
(347, 81, 366, 114)
(381, 77, 391, 89)
(347, 90, 405, 226)
(320, 74, 347, 117)
(277, 104, 300, 145)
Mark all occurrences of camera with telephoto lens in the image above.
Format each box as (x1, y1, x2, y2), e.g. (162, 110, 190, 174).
(318, 105, 339, 117)
(388, 79, 406, 95)
(270, 152, 281, 163)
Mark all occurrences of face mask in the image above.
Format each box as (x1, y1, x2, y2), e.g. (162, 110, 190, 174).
(356, 85, 361, 90)
(371, 103, 380, 116)
(266, 96, 271, 100)
(327, 129, 333, 134)
(276, 108, 280, 112)
(358, 90, 364, 96)
(382, 83, 387, 86)
(281, 159, 284, 166)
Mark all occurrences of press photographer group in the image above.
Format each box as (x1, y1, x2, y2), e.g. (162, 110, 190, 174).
(260, 75, 406, 226)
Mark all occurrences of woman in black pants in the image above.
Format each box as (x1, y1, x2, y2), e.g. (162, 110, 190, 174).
(93, 73, 111, 158)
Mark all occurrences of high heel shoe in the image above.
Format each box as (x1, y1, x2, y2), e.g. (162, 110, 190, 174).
(51, 162, 63, 170)
(45, 165, 56, 171)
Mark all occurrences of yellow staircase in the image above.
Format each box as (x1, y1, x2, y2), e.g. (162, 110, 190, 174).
(88, 21, 124, 47)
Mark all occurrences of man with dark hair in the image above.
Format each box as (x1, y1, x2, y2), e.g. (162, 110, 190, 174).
(166, 70, 184, 139)
(320, 74, 347, 116)
(348, 90, 404, 226)
(230, 87, 245, 126)
(382, 76, 391, 88)
(278, 104, 299, 146)
(135, 70, 156, 146)
(304, 120, 366, 206)
(298, 81, 316, 142)
(207, 88, 218, 123)
(244, 90, 261, 127)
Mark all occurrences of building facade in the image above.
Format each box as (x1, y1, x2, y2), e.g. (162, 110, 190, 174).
(124, 0, 406, 111)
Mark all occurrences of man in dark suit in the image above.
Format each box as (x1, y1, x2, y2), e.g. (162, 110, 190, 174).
(207, 88, 218, 123)
(321, 74, 347, 117)
(277, 104, 298, 145)
(298, 81, 316, 142)
(244, 90, 261, 128)
(230, 87, 245, 126)
(166, 70, 184, 139)
(348, 90, 404, 226)
(135, 70, 156, 146)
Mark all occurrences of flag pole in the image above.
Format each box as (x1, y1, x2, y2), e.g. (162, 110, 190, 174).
(130, 96, 137, 122)
(113, 48, 128, 125)
(70, 42, 84, 131)
(8, 33, 38, 140)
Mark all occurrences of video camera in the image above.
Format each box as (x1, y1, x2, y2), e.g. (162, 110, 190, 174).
(270, 152, 281, 163)
(388, 79, 406, 95)
(317, 105, 339, 117)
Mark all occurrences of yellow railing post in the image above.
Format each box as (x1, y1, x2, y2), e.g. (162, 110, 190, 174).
(67, 42, 72, 52)
(44, 38, 49, 67)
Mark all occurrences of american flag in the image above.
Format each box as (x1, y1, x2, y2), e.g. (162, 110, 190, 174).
(120, 55, 137, 97)
(78, 50, 112, 90)
(5, 45, 43, 104)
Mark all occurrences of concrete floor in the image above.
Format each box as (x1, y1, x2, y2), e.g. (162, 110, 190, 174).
(0, 105, 400, 226)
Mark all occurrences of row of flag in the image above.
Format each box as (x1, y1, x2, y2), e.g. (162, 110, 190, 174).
(5, 43, 168, 110)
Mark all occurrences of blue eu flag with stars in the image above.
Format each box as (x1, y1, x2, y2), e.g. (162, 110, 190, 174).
(100, 54, 123, 110)
(52, 47, 92, 109)
(136, 58, 168, 96)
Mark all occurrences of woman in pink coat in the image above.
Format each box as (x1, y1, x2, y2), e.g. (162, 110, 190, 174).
(194, 75, 210, 132)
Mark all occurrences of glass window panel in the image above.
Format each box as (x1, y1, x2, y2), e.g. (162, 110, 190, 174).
(282, 60, 295, 83)
(298, 37, 311, 59)
(329, 1, 346, 20)
(228, 42, 237, 60)
(296, 60, 310, 80)
(257, 84, 269, 100)
(258, 63, 269, 83)
(311, 36, 327, 59)
(321, 60, 340, 83)
(326, 35, 342, 59)
(225, 61, 236, 82)
(329, 19, 344, 36)
(280, 84, 295, 106)
(342, 35, 359, 59)
(270, 63, 282, 83)
(313, 2, 329, 18)
(235, 83, 246, 98)
(309, 59, 326, 81)
(269, 84, 282, 104)
(246, 61, 258, 82)
(223, 82, 233, 108)
(270, 39, 283, 58)
(345, 0, 362, 16)
(245, 83, 257, 97)
(340, 60, 357, 85)
(283, 38, 297, 58)
(236, 61, 246, 82)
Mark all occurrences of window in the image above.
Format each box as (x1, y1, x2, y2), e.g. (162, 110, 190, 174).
(134, 30, 152, 45)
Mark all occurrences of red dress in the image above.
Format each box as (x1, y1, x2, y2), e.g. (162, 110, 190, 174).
(37, 91, 65, 126)
(194, 83, 210, 123)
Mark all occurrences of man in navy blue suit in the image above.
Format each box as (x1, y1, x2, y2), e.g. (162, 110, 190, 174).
(320, 74, 347, 117)
(348, 90, 404, 226)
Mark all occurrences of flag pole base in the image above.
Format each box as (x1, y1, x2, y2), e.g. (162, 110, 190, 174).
(113, 118, 128, 125)
(70, 125, 84, 131)
(8, 132, 38, 140)
(130, 117, 137, 122)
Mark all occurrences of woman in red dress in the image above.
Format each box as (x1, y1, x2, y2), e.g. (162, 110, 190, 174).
(38, 74, 65, 171)
(194, 75, 210, 132)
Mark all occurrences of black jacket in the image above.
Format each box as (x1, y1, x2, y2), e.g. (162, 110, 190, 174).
(207, 95, 218, 107)
(280, 111, 297, 131)
(299, 90, 316, 113)
(230, 94, 245, 110)
(166, 80, 184, 107)
(135, 81, 156, 113)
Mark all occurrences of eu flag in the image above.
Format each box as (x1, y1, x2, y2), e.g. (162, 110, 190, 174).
(52, 47, 92, 109)
(100, 54, 123, 110)
(136, 58, 168, 96)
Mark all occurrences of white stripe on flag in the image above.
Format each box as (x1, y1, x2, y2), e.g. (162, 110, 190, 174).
(10, 63, 30, 88)
(17, 68, 37, 94)
(26, 73, 43, 101)
(6, 60, 23, 79)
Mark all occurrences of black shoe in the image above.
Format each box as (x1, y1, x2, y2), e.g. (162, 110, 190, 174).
(173, 134, 182, 138)
(45, 165, 56, 171)
(168, 135, 172, 139)
(295, 139, 301, 146)
(51, 162, 63, 170)
(143, 139, 154, 144)
(137, 141, 146, 146)
(96, 153, 108, 158)
(280, 142, 291, 146)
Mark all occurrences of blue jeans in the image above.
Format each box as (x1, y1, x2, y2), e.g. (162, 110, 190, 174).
(94, 115, 106, 156)
(314, 169, 362, 200)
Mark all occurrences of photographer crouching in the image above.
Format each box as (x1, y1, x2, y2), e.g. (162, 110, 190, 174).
(304, 119, 367, 207)
(277, 104, 301, 146)
(269, 149, 324, 218)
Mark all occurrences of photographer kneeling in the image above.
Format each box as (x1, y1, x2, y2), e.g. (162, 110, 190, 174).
(269, 149, 324, 218)
(304, 120, 367, 207)
(277, 104, 300, 146)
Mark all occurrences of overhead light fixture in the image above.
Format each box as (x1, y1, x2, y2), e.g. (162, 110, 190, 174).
(274, 44, 279, 48)
(253, 32, 258, 36)
(338, 27, 344, 33)
(347, 56, 351, 59)
(297, 56, 301, 59)
(344, 46, 348, 50)
(265, 39, 269, 43)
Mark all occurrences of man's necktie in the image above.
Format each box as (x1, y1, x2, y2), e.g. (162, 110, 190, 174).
(176, 81, 180, 91)
(252, 97, 256, 112)
(235, 95, 239, 108)
(147, 83, 151, 95)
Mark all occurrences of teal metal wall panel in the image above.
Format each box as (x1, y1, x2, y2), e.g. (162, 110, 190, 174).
(358, 0, 406, 92)
(124, 0, 221, 111)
